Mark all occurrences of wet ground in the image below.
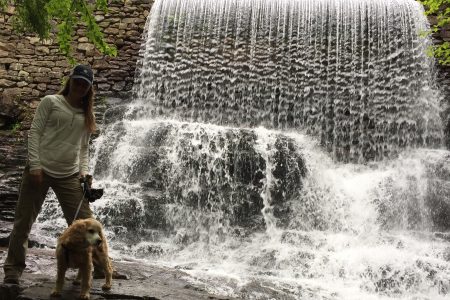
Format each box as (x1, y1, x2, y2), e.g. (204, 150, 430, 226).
(0, 221, 233, 300)
(0, 246, 234, 300)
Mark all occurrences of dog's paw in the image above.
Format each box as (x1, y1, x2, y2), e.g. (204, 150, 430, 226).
(72, 279, 81, 286)
(79, 294, 90, 300)
(50, 290, 61, 297)
(101, 283, 112, 290)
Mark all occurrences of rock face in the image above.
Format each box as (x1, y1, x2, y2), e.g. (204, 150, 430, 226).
(0, 131, 26, 222)
(92, 121, 308, 233)
(428, 16, 450, 148)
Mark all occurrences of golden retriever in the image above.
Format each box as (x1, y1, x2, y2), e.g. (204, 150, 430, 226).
(51, 218, 113, 299)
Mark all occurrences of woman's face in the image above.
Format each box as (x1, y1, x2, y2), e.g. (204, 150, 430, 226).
(70, 78, 91, 98)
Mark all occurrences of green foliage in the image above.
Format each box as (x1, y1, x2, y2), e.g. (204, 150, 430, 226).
(1, 0, 117, 64)
(0, 0, 9, 10)
(419, 0, 450, 65)
(9, 121, 22, 135)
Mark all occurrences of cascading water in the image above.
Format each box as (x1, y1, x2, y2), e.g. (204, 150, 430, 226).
(133, 0, 443, 162)
(35, 0, 450, 299)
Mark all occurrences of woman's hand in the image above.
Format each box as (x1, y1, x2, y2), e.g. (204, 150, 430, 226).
(29, 169, 43, 186)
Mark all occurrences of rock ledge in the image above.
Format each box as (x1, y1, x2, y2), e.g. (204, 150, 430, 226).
(0, 247, 233, 300)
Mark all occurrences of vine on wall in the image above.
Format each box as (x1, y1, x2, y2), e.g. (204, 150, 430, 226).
(419, 0, 450, 65)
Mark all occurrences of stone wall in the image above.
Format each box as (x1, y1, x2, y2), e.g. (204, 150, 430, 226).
(0, 0, 153, 131)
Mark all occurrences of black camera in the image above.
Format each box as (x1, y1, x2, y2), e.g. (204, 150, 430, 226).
(80, 175, 104, 203)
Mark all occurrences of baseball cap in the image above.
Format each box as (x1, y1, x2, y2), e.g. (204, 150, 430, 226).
(70, 64, 94, 85)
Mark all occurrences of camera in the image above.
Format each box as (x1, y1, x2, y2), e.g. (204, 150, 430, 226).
(80, 175, 104, 203)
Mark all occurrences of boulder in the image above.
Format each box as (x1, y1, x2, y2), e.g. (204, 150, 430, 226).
(0, 88, 22, 129)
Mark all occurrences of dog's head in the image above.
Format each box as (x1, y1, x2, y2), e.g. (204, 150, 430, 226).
(84, 219, 103, 246)
(61, 218, 105, 248)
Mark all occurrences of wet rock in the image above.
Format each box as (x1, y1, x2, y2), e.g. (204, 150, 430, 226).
(0, 221, 49, 248)
(0, 131, 27, 222)
(0, 88, 23, 129)
(0, 247, 234, 300)
(93, 122, 308, 232)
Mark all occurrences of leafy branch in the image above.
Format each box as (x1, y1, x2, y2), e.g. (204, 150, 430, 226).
(419, 0, 450, 65)
(1, 0, 117, 64)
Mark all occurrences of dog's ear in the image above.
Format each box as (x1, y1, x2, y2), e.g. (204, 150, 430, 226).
(64, 220, 88, 247)
(97, 228, 107, 253)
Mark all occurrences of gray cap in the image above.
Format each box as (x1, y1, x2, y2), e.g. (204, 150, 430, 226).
(70, 64, 94, 85)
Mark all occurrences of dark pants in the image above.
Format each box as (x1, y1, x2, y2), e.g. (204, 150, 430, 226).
(3, 166, 92, 278)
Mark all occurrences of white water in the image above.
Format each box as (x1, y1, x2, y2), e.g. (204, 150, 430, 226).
(133, 0, 443, 162)
(37, 119, 450, 299)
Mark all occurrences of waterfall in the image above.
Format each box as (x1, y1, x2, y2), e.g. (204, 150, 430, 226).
(36, 0, 450, 299)
(133, 0, 443, 162)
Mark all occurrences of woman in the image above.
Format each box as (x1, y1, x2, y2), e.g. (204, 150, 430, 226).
(3, 64, 98, 284)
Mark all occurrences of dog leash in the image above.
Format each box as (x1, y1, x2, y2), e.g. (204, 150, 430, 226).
(72, 180, 87, 224)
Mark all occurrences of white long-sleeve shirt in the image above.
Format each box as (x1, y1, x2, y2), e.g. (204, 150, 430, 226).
(28, 94, 90, 178)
